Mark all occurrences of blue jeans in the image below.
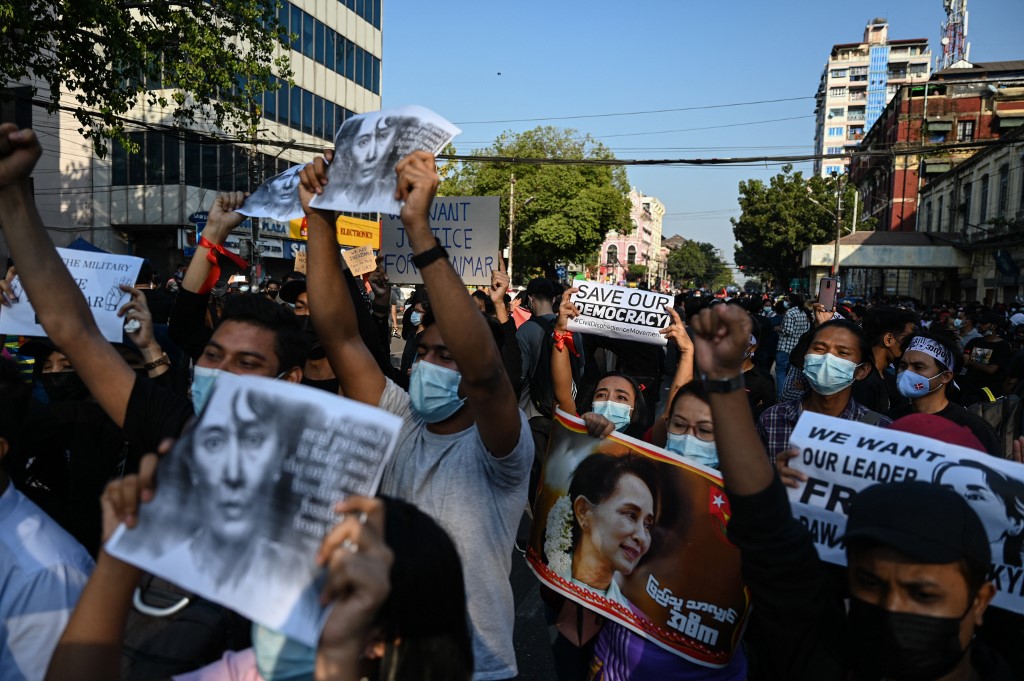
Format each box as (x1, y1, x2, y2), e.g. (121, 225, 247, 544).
(775, 350, 790, 400)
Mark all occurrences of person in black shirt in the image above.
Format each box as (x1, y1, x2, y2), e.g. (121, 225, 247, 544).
(962, 310, 1013, 406)
(685, 302, 1012, 681)
(742, 325, 775, 419)
(853, 305, 917, 412)
(885, 332, 1003, 457)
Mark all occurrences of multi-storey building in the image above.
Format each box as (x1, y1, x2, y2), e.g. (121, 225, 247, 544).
(813, 18, 931, 177)
(4, 0, 382, 277)
(598, 189, 668, 289)
(849, 63, 1024, 232)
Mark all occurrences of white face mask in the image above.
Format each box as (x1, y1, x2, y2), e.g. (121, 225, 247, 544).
(665, 433, 719, 469)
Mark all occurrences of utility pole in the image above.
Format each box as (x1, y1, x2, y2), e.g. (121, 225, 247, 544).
(832, 172, 843, 279)
(507, 173, 516, 280)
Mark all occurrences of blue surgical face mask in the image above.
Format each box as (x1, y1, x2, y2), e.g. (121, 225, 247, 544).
(409, 311, 423, 326)
(953, 318, 964, 329)
(897, 369, 945, 399)
(802, 352, 860, 396)
(409, 360, 466, 423)
(591, 400, 632, 431)
(190, 365, 222, 414)
(252, 624, 315, 681)
(665, 433, 719, 469)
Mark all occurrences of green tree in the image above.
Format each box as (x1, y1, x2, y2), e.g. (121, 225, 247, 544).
(666, 241, 707, 288)
(438, 126, 632, 281)
(731, 165, 867, 288)
(0, 0, 290, 154)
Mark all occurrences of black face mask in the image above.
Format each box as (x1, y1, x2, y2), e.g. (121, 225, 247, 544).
(302, 376, 339, 394)
(39, 371, 90, 403)
(848, 596, 969, 681)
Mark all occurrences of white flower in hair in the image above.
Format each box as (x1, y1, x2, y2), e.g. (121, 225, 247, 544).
(544, 494, 575, 578)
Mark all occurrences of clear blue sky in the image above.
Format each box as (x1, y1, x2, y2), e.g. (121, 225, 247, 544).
(381, 0, 1024, 275)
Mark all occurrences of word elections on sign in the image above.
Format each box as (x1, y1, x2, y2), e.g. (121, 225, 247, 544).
(393, 226, 473, 250)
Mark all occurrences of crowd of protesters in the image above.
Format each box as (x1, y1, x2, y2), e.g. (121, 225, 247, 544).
(0, 121, 1023, 681)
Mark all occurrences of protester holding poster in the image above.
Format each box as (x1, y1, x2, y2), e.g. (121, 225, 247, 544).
(300, 149, 532, 680)
(685, 302, 1013, 681)
(567, 282, 672, 347)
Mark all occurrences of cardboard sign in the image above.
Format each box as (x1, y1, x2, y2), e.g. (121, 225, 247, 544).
(567, 283, 671, 346)
(528, 409, 749, 666)
(788, 412, 1024, 614)
(341, 245, 377, 276)
(287, 215, 381, 249)
(106, 374, 402, 647)
(380, 196, 499, 286)
(0, 248, 143, 343)
(293, 250, 307, 274)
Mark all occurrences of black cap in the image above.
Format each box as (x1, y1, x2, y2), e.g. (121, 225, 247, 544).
(842, 481, 991, 565)
(525, 277, 559, 300)
(279, 279, 308, 305)
(18, 337, 58, 359)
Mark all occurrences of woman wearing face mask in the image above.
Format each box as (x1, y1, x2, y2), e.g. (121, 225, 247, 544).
(885, 331, 1003, 457)
(551, 288, 650, 440)
(758, 319, 887, 462)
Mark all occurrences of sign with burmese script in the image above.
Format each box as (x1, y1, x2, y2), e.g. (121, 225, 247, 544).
(788, 412, 1024, 615)
(527, 409, 750, 667)
(0, 248, 143, 342)
(567, 283, 671, 345)
(380, 196, 499, 286)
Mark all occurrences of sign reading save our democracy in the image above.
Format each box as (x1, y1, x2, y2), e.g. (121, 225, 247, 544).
(0, 248, 143, 343)
(380, 196, 499, 287)
(788, 411, 1024, 615)
(567, 283, 672, 346)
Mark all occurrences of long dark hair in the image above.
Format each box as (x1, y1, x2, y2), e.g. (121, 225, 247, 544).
(586, 371, 648, 437)
(372, 496, 473, 681)
(566, 453, 660, 555)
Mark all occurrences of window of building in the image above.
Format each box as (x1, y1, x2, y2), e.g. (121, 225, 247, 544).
(962, 181, 972, 228)
(831, 69, 848, 79)
(979, 174, 989, 223)
(848, 107, 866, 121)
(848, 126, 864, 140)
(886, 84, 899, 96)
(826, 146, 844, 155)
(828, 107, 845, 118)
(829, 87, 846, 97)
(627, 245, 637, 265)
(606, 245, 618, 265)
(958, 120, 975, 141)
(997, 164, 1009, 217)
(827, 126, 844, 137)
(937, 195, 944, 231)
(909, 63, 928, 76)
(824, 165, 844, 175)
(925, 201, 933, 231)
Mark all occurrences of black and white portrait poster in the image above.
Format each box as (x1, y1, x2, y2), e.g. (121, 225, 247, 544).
(787, 412, 1024, 615)
(237, 165, 305, 223)
(309, 105, 460, 215)
(105, 373, 402, 646)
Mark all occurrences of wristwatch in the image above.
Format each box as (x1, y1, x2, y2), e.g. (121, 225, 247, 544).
(700, 372, 746, 393)
(411, 237, 448, 269)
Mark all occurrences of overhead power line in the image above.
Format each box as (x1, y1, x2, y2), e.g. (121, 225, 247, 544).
(451, 96, 815, 125)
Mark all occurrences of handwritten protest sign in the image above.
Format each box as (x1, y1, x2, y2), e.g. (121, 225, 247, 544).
(528, 409, 749, 667)
(341, 245, 377, 276)
(309, 105, 460, 215)
(0, 248, 142, 343)
(106, 374, 401, 646)
(567, 283, 671, 346)
(788, 412, 1024, 614)
(293, 250, 307, 274)
(381, 196, 499, 286)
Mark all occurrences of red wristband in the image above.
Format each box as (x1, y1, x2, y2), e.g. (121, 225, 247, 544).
(553, 330, 579, 357)
(198, 235, 249, 294)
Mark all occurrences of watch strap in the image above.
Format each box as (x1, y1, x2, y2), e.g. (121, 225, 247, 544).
(411, 238, 447, 269)
(700, 372, 745, 393)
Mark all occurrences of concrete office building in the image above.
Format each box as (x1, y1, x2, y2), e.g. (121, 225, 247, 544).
(813, 18, 931, 177)
(3, 0, 382, 277)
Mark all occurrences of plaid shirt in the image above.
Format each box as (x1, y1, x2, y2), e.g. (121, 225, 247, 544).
(756, 396, 892, 463)
(777, 308, 811, 354)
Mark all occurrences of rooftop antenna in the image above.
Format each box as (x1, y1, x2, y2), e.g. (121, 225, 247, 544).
(938, 0, 970, 70)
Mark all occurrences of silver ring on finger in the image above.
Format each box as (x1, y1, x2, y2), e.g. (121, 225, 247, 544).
(341, 538, 358, 553)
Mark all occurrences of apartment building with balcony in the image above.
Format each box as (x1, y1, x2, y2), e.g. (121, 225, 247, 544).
(813, 18, 931, 177)
(599, 189, 668, 289)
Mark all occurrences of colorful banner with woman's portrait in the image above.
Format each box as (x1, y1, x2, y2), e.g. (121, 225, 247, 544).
(527, 409, 750, 667)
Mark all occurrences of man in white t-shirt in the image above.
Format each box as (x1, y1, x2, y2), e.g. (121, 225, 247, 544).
(300, 150, 532, 680)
